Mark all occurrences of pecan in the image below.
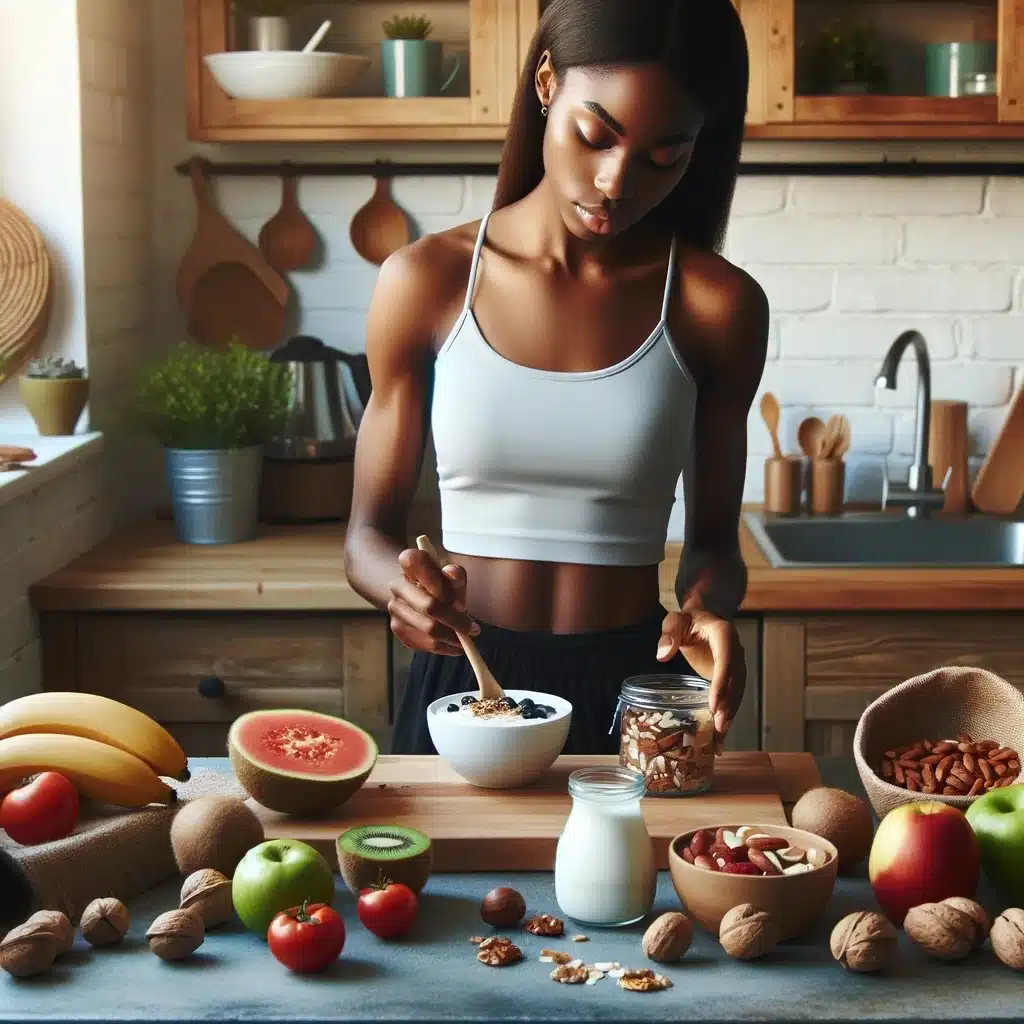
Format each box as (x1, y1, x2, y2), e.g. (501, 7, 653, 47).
(477, 937, 521, 966)
(617, 968, 673, 992)
(525, 914, 564, 937)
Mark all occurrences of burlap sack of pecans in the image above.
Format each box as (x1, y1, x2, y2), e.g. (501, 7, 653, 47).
(854, 665, 1024, 818)
(0, 766, 247, 933)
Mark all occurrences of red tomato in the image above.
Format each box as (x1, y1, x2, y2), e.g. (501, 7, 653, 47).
(0, 772, 79, 845)
(267, 901, 345, 974)
(357, 879, 418, 939)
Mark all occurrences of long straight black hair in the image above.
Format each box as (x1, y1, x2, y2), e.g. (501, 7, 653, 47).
(493, 0, 748, 254)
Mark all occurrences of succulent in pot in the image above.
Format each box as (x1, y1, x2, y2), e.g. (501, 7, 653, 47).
(380, 14, 459, 98)
(18, 356, 90, 436)
(134, 341, 292, 545)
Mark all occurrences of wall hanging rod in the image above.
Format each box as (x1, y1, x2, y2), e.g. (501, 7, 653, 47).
(175, 157, 1024, 178)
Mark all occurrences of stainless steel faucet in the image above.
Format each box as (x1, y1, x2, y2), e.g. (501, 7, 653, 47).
(875, 329, 947, 518)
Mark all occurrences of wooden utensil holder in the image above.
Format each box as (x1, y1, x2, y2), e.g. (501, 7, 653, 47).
(808, 458, 845, 516)
(764, 456, 802, 516)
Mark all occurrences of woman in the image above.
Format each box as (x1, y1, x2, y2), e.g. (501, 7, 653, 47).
(344, 0, 768, 755)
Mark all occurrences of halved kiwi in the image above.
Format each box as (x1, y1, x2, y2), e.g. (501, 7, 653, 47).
(336, 824, 433, 895)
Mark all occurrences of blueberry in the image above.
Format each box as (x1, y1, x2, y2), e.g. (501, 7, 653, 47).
(461, 695, 478, 705)
(446, 703, 459, 713)
(502, 696, 519, 709)
(540, 705, 556, 715)
(518, 698, 535, 709)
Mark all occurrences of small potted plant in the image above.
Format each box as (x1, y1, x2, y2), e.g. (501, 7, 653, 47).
(234, 0, 311, 51)
(798, 18, 888, 95)
(134, 342, 292, 545)
(380, 13, 460, 97)
(18, 356, 90, 436)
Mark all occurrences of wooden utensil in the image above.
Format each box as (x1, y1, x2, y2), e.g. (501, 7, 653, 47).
(797, 416, 825, 459)
(415, 535, 505, 702)
(971, 384, 1024, 516)
(258, 167, 317, 273)
(0, 199, 52, 382)
(759, 392, 783, 459)
(176, 157, 289, 347)
(928, 400, 969, 516)
(820, 414, 850, 459)
(350, 173, 410, 265)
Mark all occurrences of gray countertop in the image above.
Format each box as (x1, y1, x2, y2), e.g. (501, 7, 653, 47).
(2, 757, 1021, 1024)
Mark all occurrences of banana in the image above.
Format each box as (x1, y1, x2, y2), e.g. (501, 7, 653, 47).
(0, 692, 189, 780)
(0, 733, 176, 807)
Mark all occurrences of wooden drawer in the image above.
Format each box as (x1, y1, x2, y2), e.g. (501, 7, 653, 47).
(762, 613, 1024, 755)
(60, 612, 390, 757)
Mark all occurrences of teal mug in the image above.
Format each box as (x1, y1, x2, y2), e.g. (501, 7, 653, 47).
(380, 39, 461, 97)
(924, 42, 996, 97)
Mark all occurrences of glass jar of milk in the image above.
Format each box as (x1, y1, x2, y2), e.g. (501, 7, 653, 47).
(554, 766, 656, 927)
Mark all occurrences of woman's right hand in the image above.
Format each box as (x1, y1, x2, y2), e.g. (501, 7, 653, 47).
(387, 547, 480, 655)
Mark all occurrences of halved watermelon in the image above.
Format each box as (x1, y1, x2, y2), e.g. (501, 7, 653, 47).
(228, 709, 378, 817)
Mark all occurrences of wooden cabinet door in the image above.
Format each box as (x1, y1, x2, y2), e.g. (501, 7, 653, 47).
(998, 0, 1024, 121)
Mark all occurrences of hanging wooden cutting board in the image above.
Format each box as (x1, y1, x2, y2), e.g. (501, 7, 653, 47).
(971, 383, 1024, 516)
(247, 752, 793, 871)
(0, 200, 53, 382)
(176, 158, 290, 350)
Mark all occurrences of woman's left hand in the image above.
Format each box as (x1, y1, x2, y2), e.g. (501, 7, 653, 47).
(656, 608, 746, 744)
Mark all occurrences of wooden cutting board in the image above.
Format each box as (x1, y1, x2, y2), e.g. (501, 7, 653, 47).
(249, 753, 805, 871)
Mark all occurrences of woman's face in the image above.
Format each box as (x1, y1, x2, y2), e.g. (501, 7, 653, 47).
(536, 58, 703, 240)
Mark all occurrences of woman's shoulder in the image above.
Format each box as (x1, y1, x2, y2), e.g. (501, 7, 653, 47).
(375, 218, 483, 302)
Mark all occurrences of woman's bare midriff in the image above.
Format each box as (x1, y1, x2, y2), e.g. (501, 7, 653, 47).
(449, 553, 664, 633)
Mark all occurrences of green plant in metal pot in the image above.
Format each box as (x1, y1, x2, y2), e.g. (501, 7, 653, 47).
(798, 18, 888, 95)
(382, 14, 433, 40)
(135, 342, 292, 546)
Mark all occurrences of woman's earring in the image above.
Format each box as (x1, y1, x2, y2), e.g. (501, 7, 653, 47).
(541, 105, 548, 116)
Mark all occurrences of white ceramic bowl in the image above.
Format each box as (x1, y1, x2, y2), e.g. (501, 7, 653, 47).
(426, 690, 572, 789)
(204, 51, 370, 100)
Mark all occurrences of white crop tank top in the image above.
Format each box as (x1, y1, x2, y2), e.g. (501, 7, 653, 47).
(430, 212, 698, 567)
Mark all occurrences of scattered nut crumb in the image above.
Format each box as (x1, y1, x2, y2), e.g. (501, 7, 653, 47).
(551, 964, 589, 984)
(525, 913, 564, 936)
(571, 933, 588, 942)
(585, 969, 605, 985)
(476, 936, 521, 966)
(617, 968, 673, 992)
(539, 948, 572, 964)
(469, 935, 484, 944)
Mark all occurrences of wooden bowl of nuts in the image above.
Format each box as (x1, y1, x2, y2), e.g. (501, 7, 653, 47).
(853, 666, 1024, 819)
(667, 823, 839, 941)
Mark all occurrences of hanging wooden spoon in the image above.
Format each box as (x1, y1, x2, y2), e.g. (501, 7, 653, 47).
(760, 392, 783, 459)
(797, 416, 826, 459)
(258, 166, 317, 273)
(350, 173, 410, 266)
(415, 535, 505, 703)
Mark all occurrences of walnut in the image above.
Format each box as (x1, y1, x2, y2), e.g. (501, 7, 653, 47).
(0, 920, 57, 977)
(719, 903, 779, 961)
(904, 902, 974, 960)
(146, 908, 205, 961)
(550, 964, 588, 984)
(476, 936, 521, 966)
(539, 948, 572, 964)
(525, 913, 564, 936)
(990, 908, 1024, 970)
(830, 911, 898, 972)
(942, 896, 990, 950)
(617, 968, 673, 991)
(479, 886, 526, 928)
(26, 910, 75, 956)
(80, 897, 131, 947)
(179, 869, 233, 929)
(641, 911, 693, 963)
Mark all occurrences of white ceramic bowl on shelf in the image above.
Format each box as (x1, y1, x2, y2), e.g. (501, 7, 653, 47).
(204, 51, 370, 101)
(426, 690, 573, 789)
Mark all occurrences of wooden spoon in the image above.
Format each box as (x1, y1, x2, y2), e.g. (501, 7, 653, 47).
(760, 392, 783, 459)
(415, 535, 505, 703)
(820, 414, 847, 459)
(258, 167, 317, 273)
(797, 416, 826, 459)
(831, 414, 851, 458)
(350, 173, 410, 265)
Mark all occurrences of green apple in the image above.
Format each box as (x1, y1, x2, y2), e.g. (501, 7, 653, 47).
(966, 783, 1024, 906)
(231, 839, 335, 938)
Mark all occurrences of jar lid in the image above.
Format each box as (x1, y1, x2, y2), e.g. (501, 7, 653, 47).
(620, 673, 709, 710)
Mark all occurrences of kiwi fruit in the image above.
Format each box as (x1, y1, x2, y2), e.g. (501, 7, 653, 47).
(336, 824, 433, 895)
(791, 786, 874, 873)
(170, 796, 266, 878)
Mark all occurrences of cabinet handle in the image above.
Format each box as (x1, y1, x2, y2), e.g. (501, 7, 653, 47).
(197, 676, 226, 699)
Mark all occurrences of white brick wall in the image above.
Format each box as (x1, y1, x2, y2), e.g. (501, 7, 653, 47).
(0, 0, 161, 700)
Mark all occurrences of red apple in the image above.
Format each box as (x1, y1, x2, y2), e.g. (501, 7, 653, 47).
(868, 800, 980, 926)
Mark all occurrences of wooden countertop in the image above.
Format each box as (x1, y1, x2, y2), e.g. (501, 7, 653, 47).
(29, 509, 1024, 613)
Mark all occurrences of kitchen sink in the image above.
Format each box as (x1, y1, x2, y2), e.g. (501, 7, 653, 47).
(743, 510, 1024, 568)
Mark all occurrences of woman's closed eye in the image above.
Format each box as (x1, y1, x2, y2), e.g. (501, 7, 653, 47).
(574, 124, 687, 171)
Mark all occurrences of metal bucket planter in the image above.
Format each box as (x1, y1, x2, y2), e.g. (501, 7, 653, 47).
(164, 446, 264, 545)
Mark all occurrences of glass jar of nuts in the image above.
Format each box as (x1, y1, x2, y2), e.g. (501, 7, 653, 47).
(614, 674, 715, 796)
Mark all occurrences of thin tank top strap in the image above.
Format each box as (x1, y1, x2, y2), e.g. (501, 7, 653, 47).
(660, 233, 678, 322)
(463, 211, 491, 313)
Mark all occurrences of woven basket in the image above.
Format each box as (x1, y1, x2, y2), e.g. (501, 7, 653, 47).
(0, 199, 52, 383)
(854, 665, 1024, 819)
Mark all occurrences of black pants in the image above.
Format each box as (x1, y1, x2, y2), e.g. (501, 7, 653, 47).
(390, 610, 694, 755)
